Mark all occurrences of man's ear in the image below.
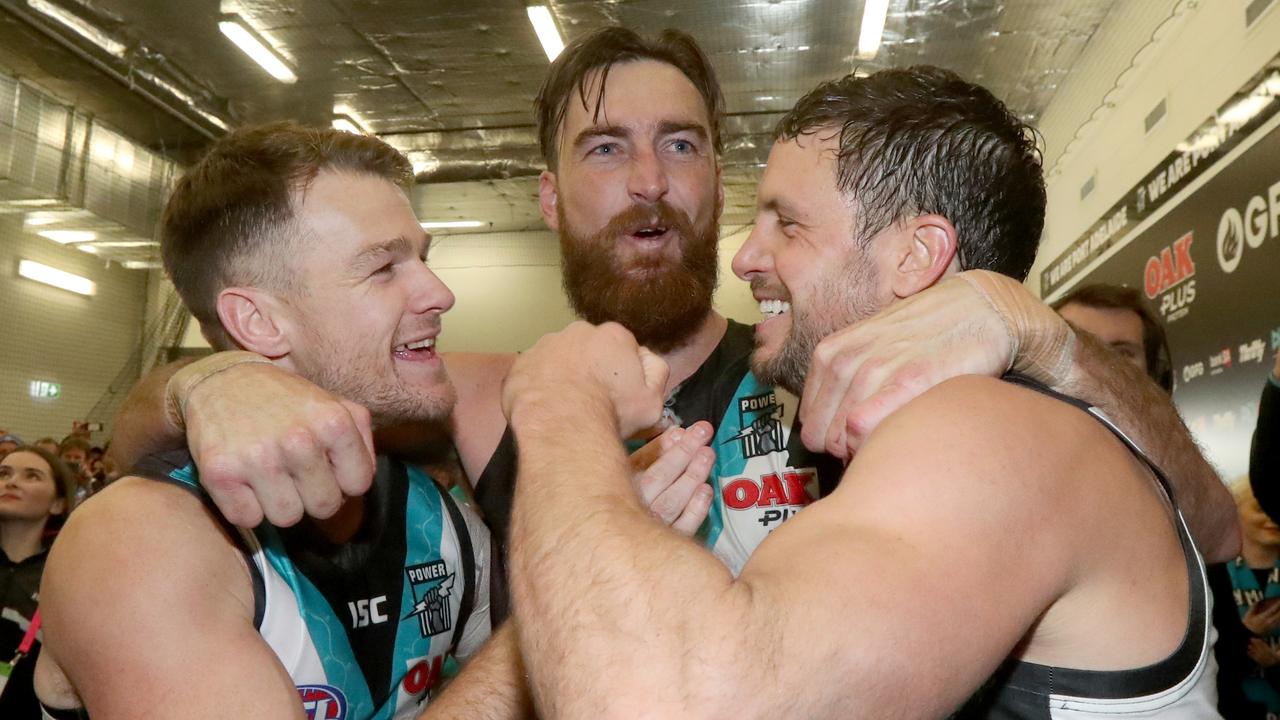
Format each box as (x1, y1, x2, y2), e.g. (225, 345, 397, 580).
(888, 214, 960, 298)
(538, 170, 560, 232)
(215, 287, 293, 358)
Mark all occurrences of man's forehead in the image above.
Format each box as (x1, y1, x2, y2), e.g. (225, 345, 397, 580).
(561, 60, 712, 136)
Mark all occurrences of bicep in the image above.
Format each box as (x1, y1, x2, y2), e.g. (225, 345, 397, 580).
(40, 481, 304, 719)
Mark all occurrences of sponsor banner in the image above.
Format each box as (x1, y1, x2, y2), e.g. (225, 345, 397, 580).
(1041, 89, 1280, 296)
(1048, 116, 1280, 480)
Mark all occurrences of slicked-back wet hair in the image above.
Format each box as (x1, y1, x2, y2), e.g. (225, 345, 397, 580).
(161, 121, 412, 350)
(775, 65, 1046, 282)
(534, 26, 725, 169)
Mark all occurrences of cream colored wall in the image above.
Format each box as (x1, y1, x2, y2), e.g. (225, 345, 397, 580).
(1032, 0, 1280, 295)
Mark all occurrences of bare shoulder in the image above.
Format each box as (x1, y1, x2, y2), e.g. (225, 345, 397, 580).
(444, 352, 518, 480)
(444, 352, 518, 391)
(43, 476, 254, 632)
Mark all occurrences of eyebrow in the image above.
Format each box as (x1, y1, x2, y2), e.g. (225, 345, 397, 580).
(657, 121, 708, 142)
(760, 196, 805, 220)
(572, 121, 710, 150)
(352, 235, 414, 269)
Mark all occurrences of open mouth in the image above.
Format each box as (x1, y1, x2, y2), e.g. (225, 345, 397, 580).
(629, 224, 671, 241)
(758, 299, 792, 318)
(393, 337, 437, 361)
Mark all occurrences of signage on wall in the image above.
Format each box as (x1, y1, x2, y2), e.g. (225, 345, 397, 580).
(29, 380, 60, 399)
(1042, 68, 1280, 296)
(1045, 107, 1280, 481)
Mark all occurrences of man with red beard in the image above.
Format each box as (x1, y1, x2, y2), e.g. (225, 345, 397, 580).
(112, 28, 1236, 608)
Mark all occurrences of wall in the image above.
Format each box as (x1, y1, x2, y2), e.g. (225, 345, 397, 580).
(0, 215, 149, 443)
(1033, 0, 1280, 291)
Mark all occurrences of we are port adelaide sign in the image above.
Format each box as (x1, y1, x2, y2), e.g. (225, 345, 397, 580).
(1041, 111, 1280, 481)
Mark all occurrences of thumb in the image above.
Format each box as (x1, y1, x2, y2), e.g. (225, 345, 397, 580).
(638, 347, 670, 397)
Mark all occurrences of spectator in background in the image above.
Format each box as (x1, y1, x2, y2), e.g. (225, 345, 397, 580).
(1053, 283, 1174, 393)
(0, 434, 22, 463)
(56, 437, 95, 504)
(1211, 478, 1280, 718)
(0, 446, 76, 716)
(1250, 351, 1280, 523)
(32, 439, 58, 457)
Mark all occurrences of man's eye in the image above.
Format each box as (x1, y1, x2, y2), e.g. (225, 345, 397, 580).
(373, 263, 395, 277)
(591, 143, 617, 156)
(672, 139, 693, 153)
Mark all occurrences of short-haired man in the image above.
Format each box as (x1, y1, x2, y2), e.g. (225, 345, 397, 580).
(502, 66, 1222, 717)
(120, 27, 1235, 583)
(1055, 283, 1174, 392)
(33, 124, 520, 719)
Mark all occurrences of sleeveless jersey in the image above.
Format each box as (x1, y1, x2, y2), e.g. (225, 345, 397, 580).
(953, 377, 1219, 719)
(75, 449, 494, 720)
(475, 320, 843, 577)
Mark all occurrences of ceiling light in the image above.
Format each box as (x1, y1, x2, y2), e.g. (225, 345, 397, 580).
(27, 0, 126, 57)
(331, 114, 365, 135)
(38, 229, 98, 244)
(83, 240, 159, 248)
(857, 0, 890, 59)
(421, 220, 486, 229)
(24, 215, 57, 226)
(122, 260, 162, 270)
(18, 260, 96, 296)
(1218, 93, 1273, 126)
(139, 71, 230, 131)
(218, 14, 297, 83)
(526, 6, 565, 61)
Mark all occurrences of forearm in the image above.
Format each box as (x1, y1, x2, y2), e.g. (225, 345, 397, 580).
(509, 402, 742, 718)
(107, 358, 195, 470)
(418, 623, 532, 720)
(1059, 330, 1239, 560)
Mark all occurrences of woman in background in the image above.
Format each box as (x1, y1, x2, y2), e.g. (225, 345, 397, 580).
(0, 446, 77, 717)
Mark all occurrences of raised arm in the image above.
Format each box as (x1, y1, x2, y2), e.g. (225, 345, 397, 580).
(106, 358, 194, 470)
(36, 478, 304, 719)
(798, 269, 1239, 561)
(503, 325, 1077, 718)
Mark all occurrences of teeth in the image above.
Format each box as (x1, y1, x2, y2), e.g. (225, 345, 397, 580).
(395, 338, 435, 352)
(758, 300, 791, 317)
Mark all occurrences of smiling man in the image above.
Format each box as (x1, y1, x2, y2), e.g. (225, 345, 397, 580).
(504, 67, 1222, 718)
(32, 124, 522, 719)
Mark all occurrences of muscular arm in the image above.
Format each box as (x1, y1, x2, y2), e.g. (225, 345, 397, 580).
(106, 359, 193, 470)
(801, 270, 1239, 562)
(36, 478, 303, 718)
(507, 332, 1084, 718)
(419, 624, 532, 720)
(1058, 327, 1238, 560)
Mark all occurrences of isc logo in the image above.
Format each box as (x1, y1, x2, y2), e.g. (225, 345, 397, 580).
(348, 595, 389, 628)
(298, 684, 347, 719)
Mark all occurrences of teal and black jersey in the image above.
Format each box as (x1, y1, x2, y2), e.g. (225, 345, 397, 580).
(475, 320, 843, 592)
(135, 449, 492, 720)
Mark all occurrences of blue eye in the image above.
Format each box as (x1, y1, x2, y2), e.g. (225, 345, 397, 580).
(672, 140, 693, 153)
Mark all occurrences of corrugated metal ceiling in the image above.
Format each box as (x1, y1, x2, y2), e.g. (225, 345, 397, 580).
(0, 0, 1123, 260)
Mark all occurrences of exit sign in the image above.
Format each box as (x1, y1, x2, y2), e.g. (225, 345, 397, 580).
(30, 380, 60, 398)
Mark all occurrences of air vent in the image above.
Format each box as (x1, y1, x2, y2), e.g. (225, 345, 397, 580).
(1080, 173, 1096, 200)
(1247, 0, 1277, 27)
(1144, 97, 1167, 134)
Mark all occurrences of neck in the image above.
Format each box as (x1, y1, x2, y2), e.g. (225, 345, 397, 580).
(1, 517, 48, 563)
(1242, 533, 1280, 568)
(658, 311, 728, 395)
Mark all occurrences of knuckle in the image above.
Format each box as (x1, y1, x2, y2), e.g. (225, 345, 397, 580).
(281, 428, 319, 456)
(313, 409, 352, 444)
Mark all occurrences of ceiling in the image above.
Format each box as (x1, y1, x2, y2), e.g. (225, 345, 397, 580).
(0, 0, 1122, 261)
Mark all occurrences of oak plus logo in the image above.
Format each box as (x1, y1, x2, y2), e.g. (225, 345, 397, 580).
(1216, 179, 1280, 273)
(1143, 231, 1196, 322)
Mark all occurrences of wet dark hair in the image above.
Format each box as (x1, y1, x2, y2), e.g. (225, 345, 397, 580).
(775, 65, 1046, 282)
(534, 26, 725, 169)
(1053, 284, 1174, 393)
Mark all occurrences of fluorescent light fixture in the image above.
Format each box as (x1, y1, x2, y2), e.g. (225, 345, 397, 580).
(421, 220, 486, 229)
(38, 229, 98, 244)
(76, 244, 99, 255)
(218, 14, 297, 83)
(122, 260, 162, 270)
(332, 115, 364, 135)
(83, 240, 159, 248)
(139, 71, 231, 131)
(18, 260, 96, 296)
(27, 0, 126, 57)
(24, 215, 57, 226)
(857, 0, 890, 59)
(1218, 93, 1273, 126)
(526, 6, 565, 61)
